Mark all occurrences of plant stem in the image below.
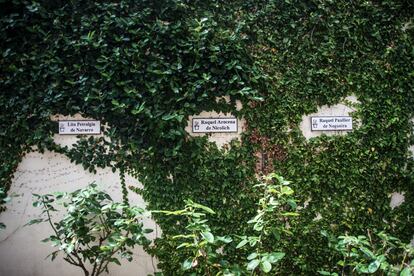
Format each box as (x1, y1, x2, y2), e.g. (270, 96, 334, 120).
(42, 198, 58, 236)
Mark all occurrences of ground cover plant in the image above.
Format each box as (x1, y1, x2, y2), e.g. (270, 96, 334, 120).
(1, 0, 413, 274)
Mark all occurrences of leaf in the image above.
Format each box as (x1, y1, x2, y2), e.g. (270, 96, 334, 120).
(360, 246, 375, 259)
(260, 260, 272, 273)
(216, 235, 232, 243)
(131, 102, 145, 115)
(151, 210, 186, 216)
(182, 258, 193, 270)
(268, 252, 285, 263)
(287, 199, 297, 209)
(281, 212, 299, 217)
(247, 259, 260, 271)
(201, 231, 214, 243)
(46, 251, 59, 262)
(236, 239, 248, 249)
(280, 186, 294, 195)
(318, 271, 338, 276)
(247, 253, 258, 260)
(367, 260, 380, 273)
(2, 196, 11, 203)
(162, 114, 177, 121)
(176, 242, 193, 249)
(172, 234, 196, 239)
(41, 237, 51, 243)
(191, 202, 216, 214)
(400, 267, 412, 276)
(271, 228, 281, 240)
(25, 218, 44, 226)
(112, 258, 121, 266)
(66, 243, 75, 254)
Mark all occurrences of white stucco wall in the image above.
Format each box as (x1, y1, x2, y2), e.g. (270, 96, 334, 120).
(0, 117, 159, 276)
(186, 98, 245, 148)
(299, 95, 359, 139)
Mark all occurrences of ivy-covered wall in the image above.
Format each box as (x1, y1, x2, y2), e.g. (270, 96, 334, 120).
(1, 0, 413, 274)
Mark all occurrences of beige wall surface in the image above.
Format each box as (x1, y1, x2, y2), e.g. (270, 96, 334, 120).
(0, 143, 159, 276)
(299, 95, 359, 139)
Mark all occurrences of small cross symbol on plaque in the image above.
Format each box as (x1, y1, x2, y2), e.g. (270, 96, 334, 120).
(312, 120, 318, 129)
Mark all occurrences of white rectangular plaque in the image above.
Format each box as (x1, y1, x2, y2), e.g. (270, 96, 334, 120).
(311, 116, 352, 131)
(58, 120, 101, 135)
(192, 118, 237, 133)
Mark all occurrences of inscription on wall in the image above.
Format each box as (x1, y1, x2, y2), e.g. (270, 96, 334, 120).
(311, 116, 352, 131)
(192, 118, 237, 133)
(59, 120, 101, 135)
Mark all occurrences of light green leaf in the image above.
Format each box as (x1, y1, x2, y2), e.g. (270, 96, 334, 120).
(247, 259, 260, 271)
(172, 234, 196, 239)
(367, 260, 380, 273)
(400, 267, 412, 276)
(280, 186, 294, 195)
(131, 103, 145, 115)
(260, 260, 272, 273)
(281, 212, 299, 217)
(177, 242, 194, 249)
(66, 243, 75, 254)
(162, 114, 177, 121)
(268, 252, 285, 263)
(216, 235, 232, 243)
(247, 253, 258, 260)
(182, 258, 193, 270)
(201, 231, 214, 243)
(191, 202, 216, 214)
(236, 239, 248, 249)
(151, 210, 186, 215)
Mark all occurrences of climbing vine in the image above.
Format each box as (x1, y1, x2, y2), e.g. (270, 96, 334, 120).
(1, 0, 413, 274)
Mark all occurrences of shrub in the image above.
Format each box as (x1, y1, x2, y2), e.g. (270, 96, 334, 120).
(29, 183, 152, 276)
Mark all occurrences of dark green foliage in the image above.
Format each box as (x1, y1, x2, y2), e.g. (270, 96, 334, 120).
(1, 0, 413, 274)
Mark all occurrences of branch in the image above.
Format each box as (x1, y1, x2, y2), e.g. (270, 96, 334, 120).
(64, 255, 89, 276)
(42, 198, 59, 236)
(71, 251, 89, 276)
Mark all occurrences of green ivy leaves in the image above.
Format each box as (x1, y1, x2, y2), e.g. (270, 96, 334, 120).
(1, 1, 413, 275)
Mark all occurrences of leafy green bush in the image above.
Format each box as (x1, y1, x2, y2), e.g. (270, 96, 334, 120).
(320, 231, 414, 276)
(154, 173, 297, 275)
(155, 174, 414, 276)
(29, 184, 152, 276)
